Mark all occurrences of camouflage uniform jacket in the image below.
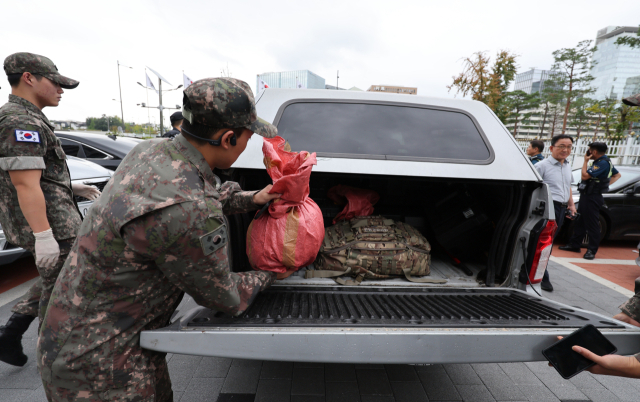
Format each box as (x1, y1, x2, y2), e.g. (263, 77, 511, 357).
(38, 134, 276, 391)
(0, 94, 81, 248)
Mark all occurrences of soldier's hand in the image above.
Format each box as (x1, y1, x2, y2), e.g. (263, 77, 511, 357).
(613, 312, 640, 328)
(33, 228, 60, 269)
(72, 182, 101, 201)
(253, 184, 282, 205)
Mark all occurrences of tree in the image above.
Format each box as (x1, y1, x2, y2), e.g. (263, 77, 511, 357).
(502, 90, 541, 136)
(550, 40, 596, 135)
(86, 115, 123, 132)
(615, 25, 640, 49)
(447, 50, 519, 123)
(538, 74, 567, 138)
(586, 98, 617, 140)
(613, 104, 640, 138)
(568, 97, 595, 139)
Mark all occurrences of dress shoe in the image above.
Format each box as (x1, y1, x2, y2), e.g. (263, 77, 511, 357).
(541, 280, 554, 292)
(0, 313, 34, 367)
(559, 245, 581, 253)
(584, 250, 596, 260)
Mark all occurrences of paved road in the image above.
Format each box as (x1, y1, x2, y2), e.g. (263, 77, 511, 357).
(1, 248, 639, 401)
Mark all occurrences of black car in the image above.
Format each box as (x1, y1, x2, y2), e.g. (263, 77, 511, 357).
(562, 165, 640, 243)
(55, 131, 143, 170)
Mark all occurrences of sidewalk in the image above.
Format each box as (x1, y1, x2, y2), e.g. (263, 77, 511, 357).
(1, 257, 640, 401)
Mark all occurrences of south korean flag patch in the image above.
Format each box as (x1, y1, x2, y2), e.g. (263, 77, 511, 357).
(15, 130, 41, 143)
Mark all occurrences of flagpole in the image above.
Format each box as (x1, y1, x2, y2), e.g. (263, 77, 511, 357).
(158, 77, 164, 137)
(145, 68, 150, 136)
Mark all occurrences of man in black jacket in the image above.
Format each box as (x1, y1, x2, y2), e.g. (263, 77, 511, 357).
(163, 111, 183, 138)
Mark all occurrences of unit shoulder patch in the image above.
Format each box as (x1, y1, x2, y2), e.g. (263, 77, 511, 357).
(14, 129, 41, 143)
(199, 224, 228, 256)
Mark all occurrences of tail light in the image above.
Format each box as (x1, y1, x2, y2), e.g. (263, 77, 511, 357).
(529, 220, 557, 284)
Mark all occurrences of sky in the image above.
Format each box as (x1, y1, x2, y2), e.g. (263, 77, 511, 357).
(0, 0, 638, 128)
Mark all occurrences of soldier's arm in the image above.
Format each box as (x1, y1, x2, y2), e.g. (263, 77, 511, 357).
(121, 205, 276, 316)
(218, 182, 280, 215)
(8, 170, 50, 232)
(619, 277, 640, 324)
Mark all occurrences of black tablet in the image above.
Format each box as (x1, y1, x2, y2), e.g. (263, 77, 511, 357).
(542, 324, 617, 379)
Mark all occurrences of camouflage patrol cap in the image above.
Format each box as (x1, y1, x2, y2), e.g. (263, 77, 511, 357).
(623, 93, 640, 107)
(182, 77, 276, 138)
(3, 52, 79, 89)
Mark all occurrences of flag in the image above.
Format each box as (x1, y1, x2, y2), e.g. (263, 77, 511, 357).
(146, 73, 158, 94)
(183, 73, 193, 89)
(258, 79, 269, 94)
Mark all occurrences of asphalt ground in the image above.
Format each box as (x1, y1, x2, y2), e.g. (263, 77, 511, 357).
(1, 241, 639, 402)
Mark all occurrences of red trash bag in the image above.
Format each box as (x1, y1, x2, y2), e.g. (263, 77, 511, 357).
(328, 185, 380, 224)
(247, 136, 324, 276)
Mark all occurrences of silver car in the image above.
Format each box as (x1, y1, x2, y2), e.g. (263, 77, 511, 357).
(0, 156, 113, 265)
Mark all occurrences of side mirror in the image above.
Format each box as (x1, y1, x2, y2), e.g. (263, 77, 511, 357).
(624, 188, 634, 195)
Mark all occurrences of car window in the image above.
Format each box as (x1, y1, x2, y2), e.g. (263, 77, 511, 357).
(275, 102, 490, 161)
(83, 146, 110, 159)
(612, 170, 640, 192)
(59, 139, 81, 157)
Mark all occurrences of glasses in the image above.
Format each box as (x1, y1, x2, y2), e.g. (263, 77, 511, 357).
(554, 145, 573, 150)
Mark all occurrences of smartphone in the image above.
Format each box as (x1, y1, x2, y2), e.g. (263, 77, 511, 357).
(542, 324, 617, 379)
(586, 150, 592, 157)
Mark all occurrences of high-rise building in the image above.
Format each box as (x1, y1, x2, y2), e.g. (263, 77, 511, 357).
(513, 69, 560, 94)
(256, 70, 325, 92)
(590, 26, 640, 101)
(367, 85, 417, 95)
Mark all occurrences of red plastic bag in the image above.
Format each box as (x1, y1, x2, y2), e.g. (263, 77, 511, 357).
(328, 185, 380, 224)
(247, 136, 324, 275)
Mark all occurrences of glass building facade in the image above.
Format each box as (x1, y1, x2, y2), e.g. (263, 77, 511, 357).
(513, 69, 560, 94)
(591, 26, 640, 101)
(256, 70, 326, 92)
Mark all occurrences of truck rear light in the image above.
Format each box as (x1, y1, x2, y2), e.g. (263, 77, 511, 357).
(529, 220, 557, 284)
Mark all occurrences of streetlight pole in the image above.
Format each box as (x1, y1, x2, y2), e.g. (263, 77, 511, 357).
(158, 78, 164, 136)
(136, 82, 182, 137)
(117, 61, 132, 130)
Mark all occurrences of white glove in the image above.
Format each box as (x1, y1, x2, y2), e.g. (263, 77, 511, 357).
(72, 182, 101, 200)
(34, 228, 60, 269)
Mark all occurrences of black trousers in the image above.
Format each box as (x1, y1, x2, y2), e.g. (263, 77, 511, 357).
(543, 202, 567, 283)
(568, 192, 604, 253)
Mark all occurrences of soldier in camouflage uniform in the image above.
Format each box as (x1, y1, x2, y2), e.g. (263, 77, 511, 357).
(560, 93, 640, 379)
(37, 78, 280, 401)
(0, 53, 100, 367)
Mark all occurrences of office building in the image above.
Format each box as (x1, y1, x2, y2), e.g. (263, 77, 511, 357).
(591, 26, 640, 101)
(623, 75, 640, 98)
(513, 69, 562, 94)
(367, 85, 417, 95)
(257, 70, 325, 91)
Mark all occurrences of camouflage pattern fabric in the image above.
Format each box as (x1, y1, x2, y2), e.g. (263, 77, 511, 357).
(0, 95, 82, 249)
(312, 216, 433, 283)
(619, 277, 640, 323)
(183, 77, 276, 138)
(11, 240, 74, 320)
(622, 93, 640, 107)
(4, 52, 79, 89)
(37, 134, 275, 395)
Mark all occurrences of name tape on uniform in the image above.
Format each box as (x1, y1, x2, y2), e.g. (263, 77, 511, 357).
(15, 130, 41, 143)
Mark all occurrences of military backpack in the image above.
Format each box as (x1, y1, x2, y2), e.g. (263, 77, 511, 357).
(306, 216, 447, 285)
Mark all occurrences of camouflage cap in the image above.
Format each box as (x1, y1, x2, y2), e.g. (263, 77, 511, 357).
(623, 93, 640, 107)
(3, 52, 79, 89)
(182, 77, 276, 138)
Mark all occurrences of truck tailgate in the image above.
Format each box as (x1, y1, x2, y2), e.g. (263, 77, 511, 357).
(141, 286, 640, 364)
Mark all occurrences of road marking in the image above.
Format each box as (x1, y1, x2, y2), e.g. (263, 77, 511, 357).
(550, 256, 634, 297)
(0, 277, 38, 308)
(557, 258, 639, 265)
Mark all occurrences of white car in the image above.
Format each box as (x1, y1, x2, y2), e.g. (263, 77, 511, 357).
(0, 156, 113, 265)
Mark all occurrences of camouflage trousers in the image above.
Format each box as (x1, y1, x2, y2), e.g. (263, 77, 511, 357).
(43, 352, 173, 402)
(11, 239, 74, 320)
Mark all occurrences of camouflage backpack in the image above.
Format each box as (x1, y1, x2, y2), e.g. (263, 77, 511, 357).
(306, 216, 447, 285)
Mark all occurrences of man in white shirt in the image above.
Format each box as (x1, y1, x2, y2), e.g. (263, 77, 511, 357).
(534, 134, 577, 292)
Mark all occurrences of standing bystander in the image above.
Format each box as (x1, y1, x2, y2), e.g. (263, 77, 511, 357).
(527, 140, 545, 165)
(162, 111, 183, 138)
(560, 142, 621, 260)
(533, 134, 577, 291)
(0, 53, 100, 367)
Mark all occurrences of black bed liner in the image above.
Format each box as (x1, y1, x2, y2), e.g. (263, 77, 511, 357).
(186, 286, 623, 329)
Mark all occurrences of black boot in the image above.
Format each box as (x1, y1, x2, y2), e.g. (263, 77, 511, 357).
(0, 313, 35, 367)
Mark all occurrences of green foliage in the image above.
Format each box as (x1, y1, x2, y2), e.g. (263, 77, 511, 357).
(613, 104, 640, 138)
(568, 97, 596, 138)
(86, 115, 123, 132)
(550, 40, 596, 134)
(587, 98, 617, 139)
(615, 25, 640, 49)
(447, 50, 519, 120)
(502, 90, 541, 136)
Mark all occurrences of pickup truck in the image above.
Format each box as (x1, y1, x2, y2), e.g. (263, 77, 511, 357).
(141, 89, 640, 364)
